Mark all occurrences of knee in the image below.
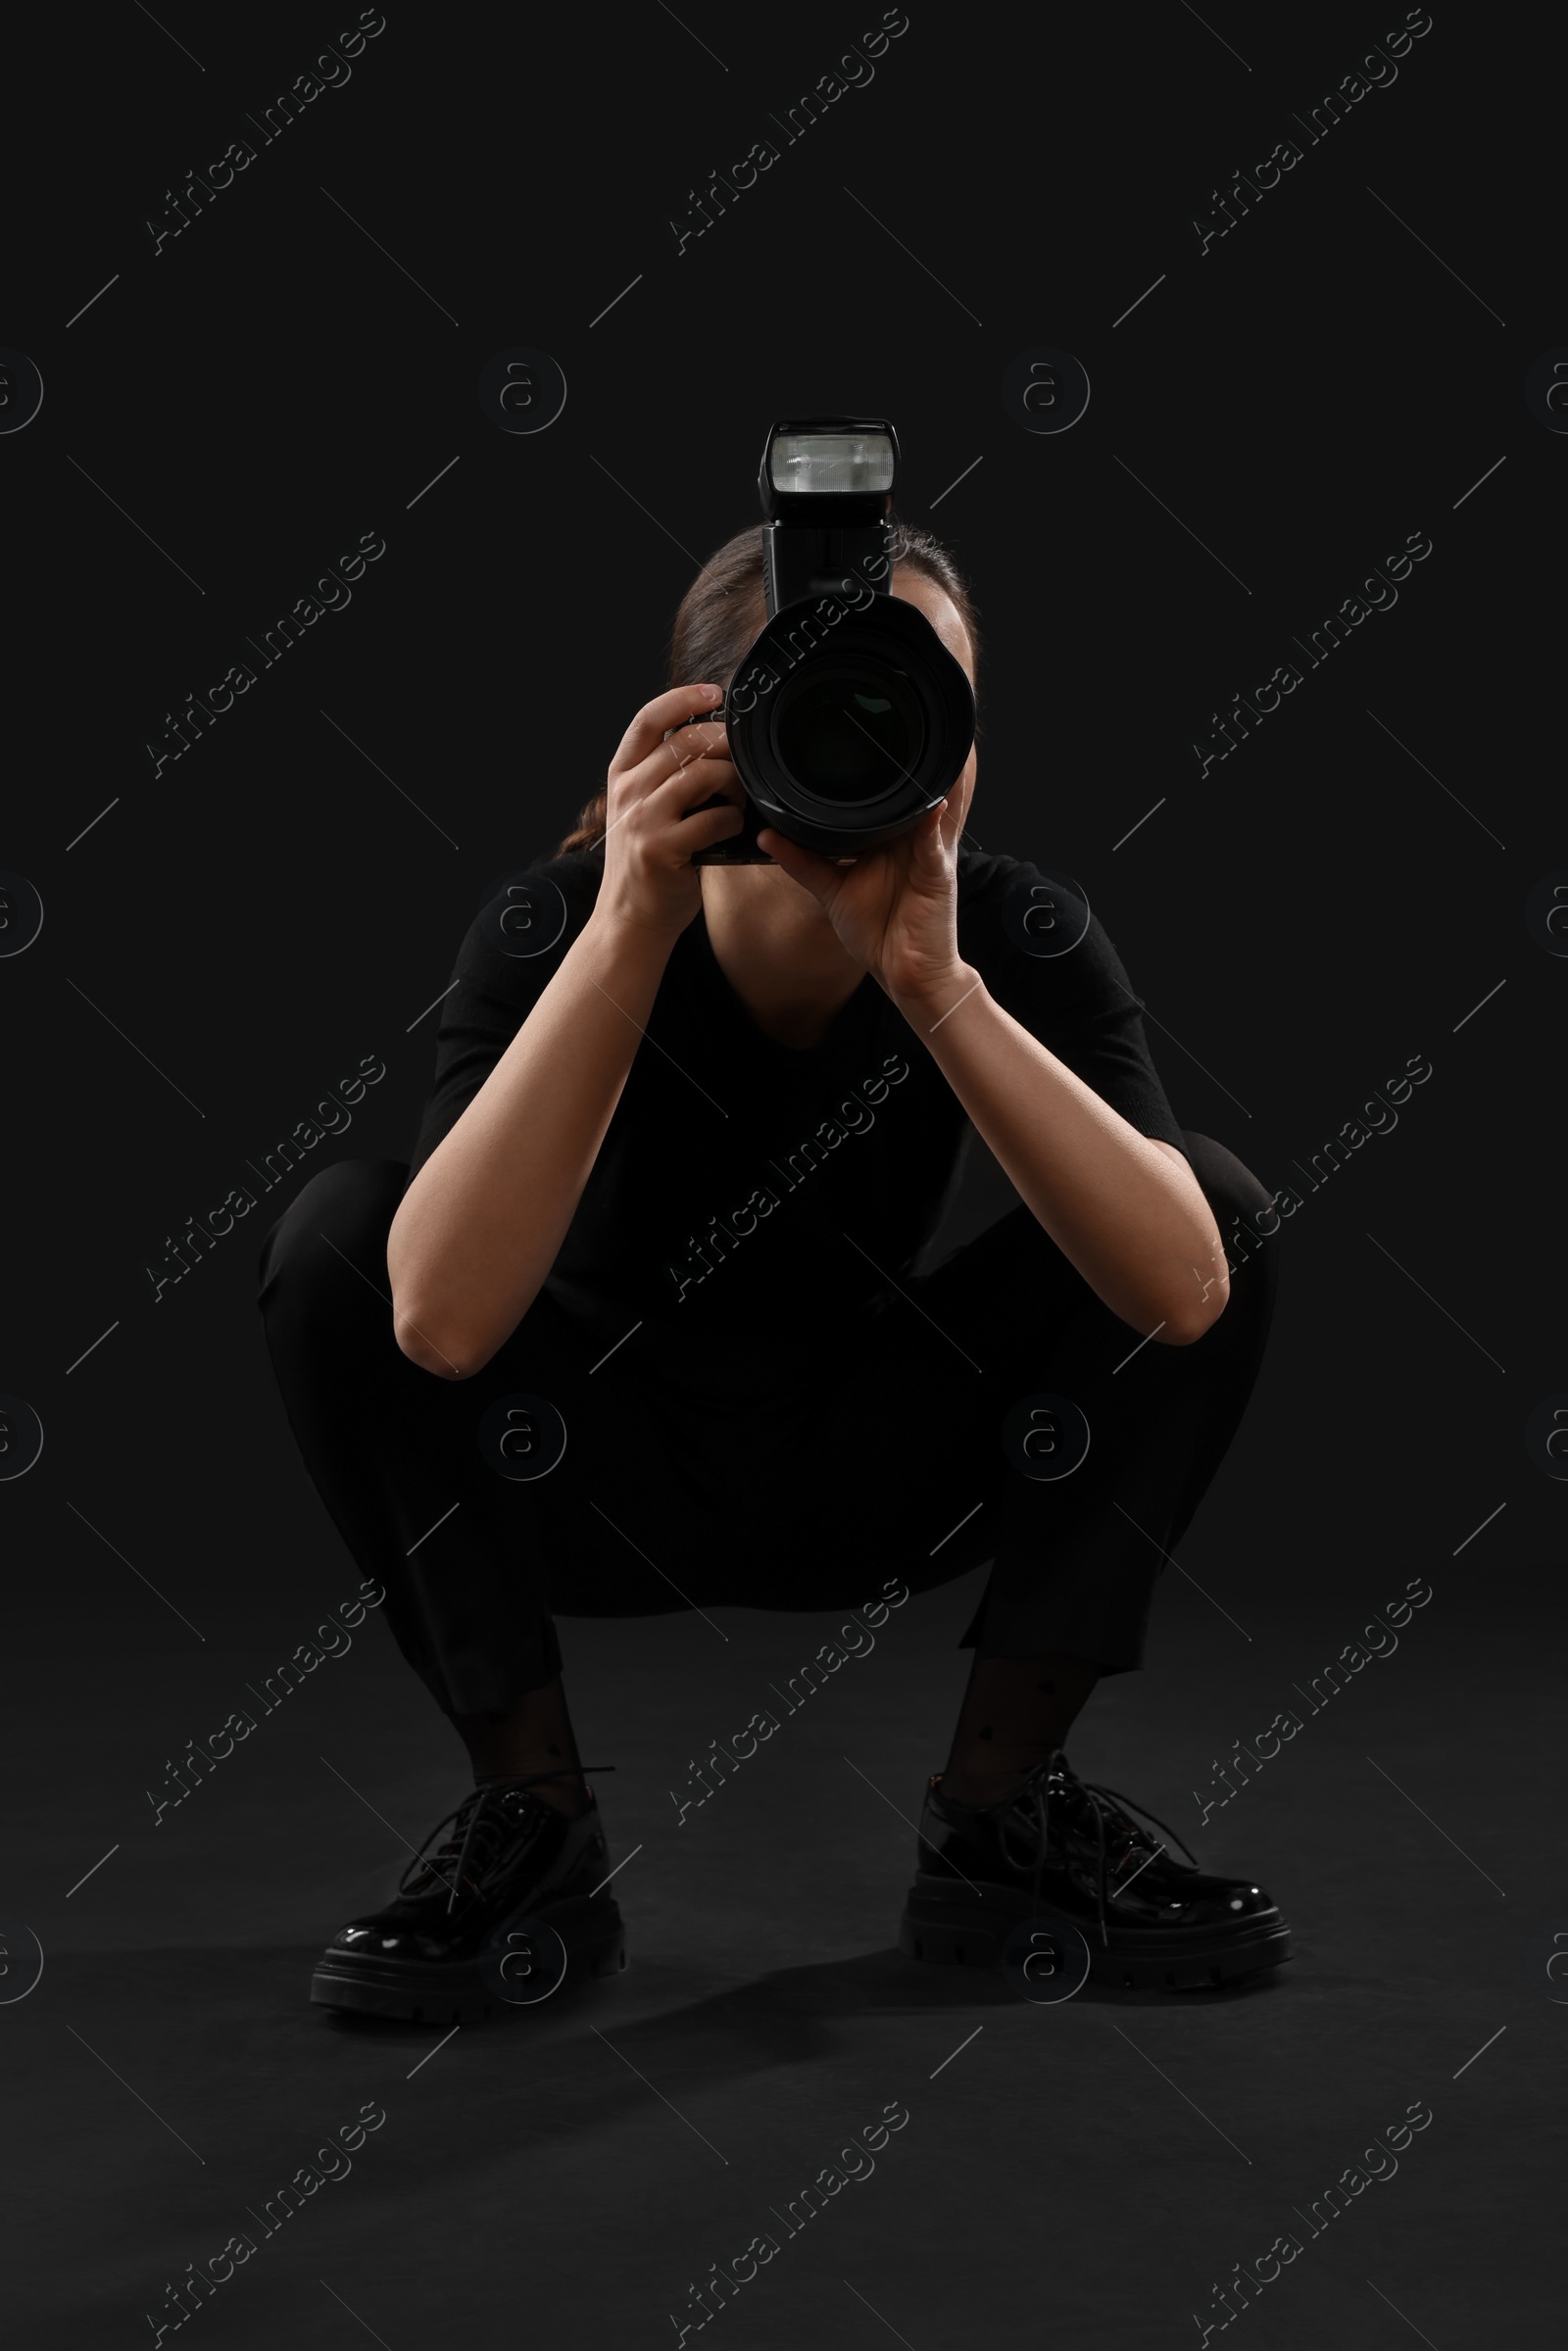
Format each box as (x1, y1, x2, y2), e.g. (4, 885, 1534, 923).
(1179, 1132, 1276, 1230)
(256, 1158, 409, 1322)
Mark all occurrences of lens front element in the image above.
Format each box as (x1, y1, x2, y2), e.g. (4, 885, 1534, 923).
(772, 661, 927, 807)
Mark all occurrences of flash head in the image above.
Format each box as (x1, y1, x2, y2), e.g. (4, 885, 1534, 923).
(691, 416, 976, 863)
(762, 424, 897, 509)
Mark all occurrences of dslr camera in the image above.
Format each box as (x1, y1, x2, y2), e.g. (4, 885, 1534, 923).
(689, 417, 976, 862)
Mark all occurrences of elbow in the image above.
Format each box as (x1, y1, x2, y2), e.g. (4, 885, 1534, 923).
(386, 1207, 540, 1378)
(1155, 1282, 1231, 1347)
(1154, 1216, 1235, 1345)
(387, 1217, 490, 1378)
(390, 1276, 537, 1380)
(392, 1298, 485, 1380)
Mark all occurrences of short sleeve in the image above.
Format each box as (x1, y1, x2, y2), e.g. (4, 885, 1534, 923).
(405, 855, 601, 1186)
(958, 852, 1189, 1160)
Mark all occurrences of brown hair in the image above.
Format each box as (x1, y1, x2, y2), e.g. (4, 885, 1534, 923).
(556, 517, 982, 855)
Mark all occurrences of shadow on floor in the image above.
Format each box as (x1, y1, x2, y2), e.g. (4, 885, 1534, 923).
(310, 1935, 1292, 2055)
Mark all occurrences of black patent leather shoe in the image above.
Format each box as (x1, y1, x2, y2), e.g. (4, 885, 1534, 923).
(898, 1749, 1292, 1990)
(311, 1773, 627, 2023)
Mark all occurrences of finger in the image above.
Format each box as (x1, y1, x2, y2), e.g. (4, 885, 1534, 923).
(610, 725, 731, 823)
(660, 717, 730, 771)
(756, 827, 844, 904)
(630, 718, 730, 795)
(647, 755, 742, 821)
(612, 683, 724, 773)
(672, 800, 745, 857)
(920, 802, 953, 864)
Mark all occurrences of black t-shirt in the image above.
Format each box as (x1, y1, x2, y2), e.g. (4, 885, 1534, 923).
(406, 846, 1187, 1390)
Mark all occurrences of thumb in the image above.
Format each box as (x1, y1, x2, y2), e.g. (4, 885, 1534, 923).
(756, 826, 844, 906)
(913, 802, 949, 874)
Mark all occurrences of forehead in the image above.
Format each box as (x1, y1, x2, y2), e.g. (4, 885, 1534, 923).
(890, 565, 974, 682)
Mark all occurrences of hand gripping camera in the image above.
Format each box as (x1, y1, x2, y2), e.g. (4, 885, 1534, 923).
(689, 417, 976, 862)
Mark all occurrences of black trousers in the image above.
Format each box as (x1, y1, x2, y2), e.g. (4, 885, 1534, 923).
(256, 1136, 1278, 1722)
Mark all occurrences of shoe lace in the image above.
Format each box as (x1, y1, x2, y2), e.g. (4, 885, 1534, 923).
(399, 1766, 616, 1915)
(1002, 1750, 1199, 1951)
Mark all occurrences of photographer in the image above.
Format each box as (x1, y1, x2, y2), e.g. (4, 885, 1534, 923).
(258, 496, 1291, 2020)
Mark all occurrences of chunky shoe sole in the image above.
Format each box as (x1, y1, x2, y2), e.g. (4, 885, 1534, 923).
(311, 1891, 628, 2024)
(898, 1875, 1292, 1990)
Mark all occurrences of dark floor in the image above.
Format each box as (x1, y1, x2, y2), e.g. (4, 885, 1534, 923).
(6, 1540, 1557, 2349)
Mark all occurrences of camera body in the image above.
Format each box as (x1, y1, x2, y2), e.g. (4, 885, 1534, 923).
(690, 417, 976, 862)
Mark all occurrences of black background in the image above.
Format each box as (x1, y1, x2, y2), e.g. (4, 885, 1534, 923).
(3, 2, 1560, 2344)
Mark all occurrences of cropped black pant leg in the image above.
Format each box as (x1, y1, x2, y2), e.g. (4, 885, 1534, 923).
(859, 1130, 1280, 1667)
(256, 1135, 1278, 1723)
(257, 1158, 573, 1720)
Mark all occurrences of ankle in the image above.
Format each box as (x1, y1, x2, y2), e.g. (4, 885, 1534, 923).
(940, 1766, 1024, 1809)
(475, 1768, 591, 1818)
(942, 1753, 1056, 1807)
(537, 1774, 592, 1818)
(457, 1683, 588, 1802)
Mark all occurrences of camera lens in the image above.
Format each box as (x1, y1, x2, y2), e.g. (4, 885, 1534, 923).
(773, 661, 927, 806)
(716, 580, 975, 859)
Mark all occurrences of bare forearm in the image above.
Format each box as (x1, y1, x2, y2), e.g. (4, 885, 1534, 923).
(388, 910, 673, 1375)
(891, 965, 1228, 1343)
